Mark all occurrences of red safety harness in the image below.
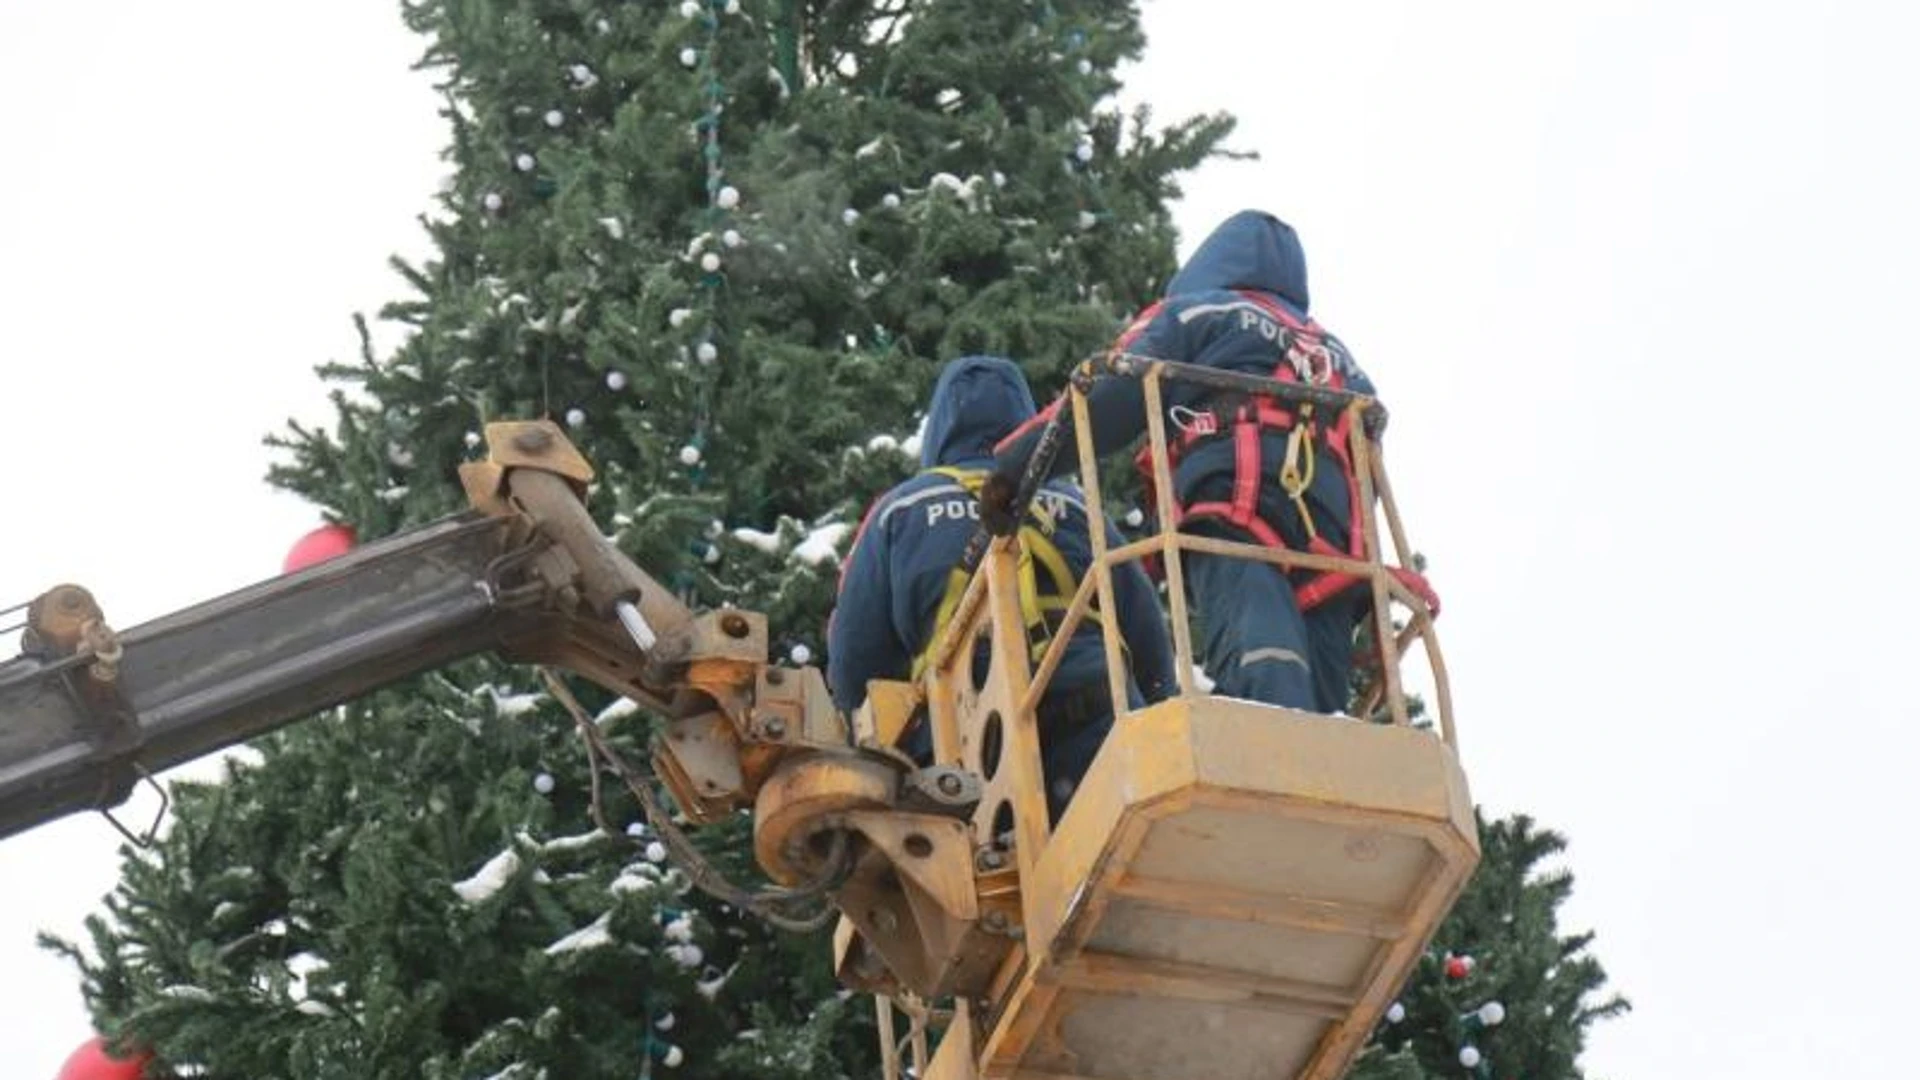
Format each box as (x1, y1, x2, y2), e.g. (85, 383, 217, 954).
(1127, 290, 1440, 618)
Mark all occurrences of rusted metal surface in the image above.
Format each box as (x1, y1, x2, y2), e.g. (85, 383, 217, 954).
(501, 465, 685, 631)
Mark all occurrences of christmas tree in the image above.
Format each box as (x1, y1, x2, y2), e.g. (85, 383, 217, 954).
(43, 3, 1629, 1077)
(45, 1, 1230, 1076)
(1352, 815, 1630, 1080)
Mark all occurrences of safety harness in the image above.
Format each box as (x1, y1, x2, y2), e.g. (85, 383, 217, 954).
(1127, 290, 1440, 617)
(909, 466, 1110, 682)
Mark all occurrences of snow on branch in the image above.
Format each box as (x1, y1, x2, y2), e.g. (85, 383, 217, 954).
(544, 911, 614, 955)
(520, 829, 606, 855)
(611, 861, 667, 896)
(594, 695, 639, 726)
(731, 525, 783, 554)
(793, 522, 851, 566)
(477, 684, 546, 717)
(476, 1065, 542, 1080)
(453, 848, 523, 904)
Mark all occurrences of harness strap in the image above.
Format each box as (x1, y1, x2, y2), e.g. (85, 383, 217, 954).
(1113, 300, 1167, 354)
(909, 467, 1114, 682)
(1230, 421, 1262, 528)
(1177, 504, 1437, 617)
(1183, 503, 1286, 550)
(1294, 563, 1444, 618)
(1128, 290, 1440, 620)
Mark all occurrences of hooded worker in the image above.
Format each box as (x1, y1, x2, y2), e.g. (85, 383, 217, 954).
(828, 355, 1176, 820)
(987, 211, 1382, 715)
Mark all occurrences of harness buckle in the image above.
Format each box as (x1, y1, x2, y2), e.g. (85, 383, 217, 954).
(1287, 337, 1335, 384)
(1169, 404, 1218, 436)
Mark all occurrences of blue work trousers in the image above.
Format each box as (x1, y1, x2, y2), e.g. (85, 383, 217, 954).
(1182, 518, 1364, 715)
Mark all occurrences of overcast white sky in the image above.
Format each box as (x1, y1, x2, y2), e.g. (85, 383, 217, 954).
(4, 1, 1917, 1076)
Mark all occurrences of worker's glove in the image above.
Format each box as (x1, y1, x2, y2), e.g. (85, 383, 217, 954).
(1362, 402, 1390, 440)
(977, 469, 1022, 538)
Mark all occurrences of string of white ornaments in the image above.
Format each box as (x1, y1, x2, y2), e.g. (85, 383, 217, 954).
(670, 0, 744, 482)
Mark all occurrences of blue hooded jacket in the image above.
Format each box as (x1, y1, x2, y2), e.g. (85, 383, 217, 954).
(993, 211, 1376, 519)
(827, 356, 1176, 714)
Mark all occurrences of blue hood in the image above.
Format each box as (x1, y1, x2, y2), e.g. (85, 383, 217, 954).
(1165, 210, 1310, 312)
(921, 355, 1037, 468)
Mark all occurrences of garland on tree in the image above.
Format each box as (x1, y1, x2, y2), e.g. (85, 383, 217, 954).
(49, 2, 1237, 1076)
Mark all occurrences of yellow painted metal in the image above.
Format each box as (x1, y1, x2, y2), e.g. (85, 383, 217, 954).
(458, 418, 594, 515)
(925, 1000, 981, 1080)
(752, 753, 897, 884)
(833, 809, 1002, 1001)
(986, 696, 1478, 1080)
(979, 544, 1053, 872)
(855, 678, 923, 749)
(1139, 369, 1199, 696)
(841, 810, 979, 922)
(847, 354, 1467, 1080)
(1068, 385, 1134, 713)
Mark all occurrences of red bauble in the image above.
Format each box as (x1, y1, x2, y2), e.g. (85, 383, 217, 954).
(54, 1036, 152, 1080)
(1445, 954, 1473, 979)
(283, 522, 357, 574)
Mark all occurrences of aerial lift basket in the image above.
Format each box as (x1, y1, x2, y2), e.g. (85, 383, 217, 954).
(0, 358, 1472, 1080)
(863, 354, 1476, 1080)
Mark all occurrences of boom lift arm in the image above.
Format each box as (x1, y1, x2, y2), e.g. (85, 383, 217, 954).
(0, 418, 884, 850)
(1, 354, 1476, 1080)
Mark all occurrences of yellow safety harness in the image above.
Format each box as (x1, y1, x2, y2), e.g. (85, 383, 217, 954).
(909, 466, 1108, 682)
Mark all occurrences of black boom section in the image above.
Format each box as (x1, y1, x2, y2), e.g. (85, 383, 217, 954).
(0, 512, 531, 842)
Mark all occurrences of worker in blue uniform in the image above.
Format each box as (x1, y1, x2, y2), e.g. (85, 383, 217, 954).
(828, 355, 1176, 819)
(986, 211, 1383, 716)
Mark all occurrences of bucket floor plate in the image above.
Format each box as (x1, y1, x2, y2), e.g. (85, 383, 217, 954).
(982, 697, 1477, 1080)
